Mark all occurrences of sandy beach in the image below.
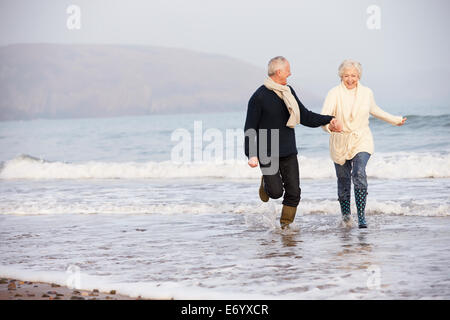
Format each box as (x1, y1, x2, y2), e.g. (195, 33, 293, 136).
(0, 278, 141, 300)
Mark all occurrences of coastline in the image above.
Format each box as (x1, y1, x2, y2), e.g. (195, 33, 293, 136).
(0, 277, 146, 300)
(1, 214, 450, 300)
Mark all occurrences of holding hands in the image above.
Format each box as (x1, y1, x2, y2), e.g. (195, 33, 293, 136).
(329, 118, 343, 132)
(248, 118, 344, 168)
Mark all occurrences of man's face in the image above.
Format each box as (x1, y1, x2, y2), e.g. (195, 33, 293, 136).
(276, 62, 291, 85)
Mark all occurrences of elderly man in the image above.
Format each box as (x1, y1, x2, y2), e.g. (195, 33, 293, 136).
(244, 56, 342, 229)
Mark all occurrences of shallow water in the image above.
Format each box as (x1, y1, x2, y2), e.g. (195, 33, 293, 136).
(1, 210, 449, 299)
(1, 110, 449, 299)
(1, 178, 449, 216)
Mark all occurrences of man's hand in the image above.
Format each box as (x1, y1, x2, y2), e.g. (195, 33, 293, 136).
(248, 156, 259, 168)
(329, 118, 343, 132)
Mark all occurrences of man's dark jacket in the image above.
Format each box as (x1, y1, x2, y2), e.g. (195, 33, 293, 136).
(244, 85, 333, 160)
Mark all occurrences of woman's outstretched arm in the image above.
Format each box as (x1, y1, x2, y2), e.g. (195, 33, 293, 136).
(369, 90, 405, 125)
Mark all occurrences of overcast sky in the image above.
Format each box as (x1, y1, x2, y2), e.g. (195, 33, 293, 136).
(1, 0, 449, 107)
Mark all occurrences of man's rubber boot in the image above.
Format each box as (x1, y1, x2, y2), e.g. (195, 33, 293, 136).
(355, 188, 368, 228)
(259, 176, 269, 202)
(280, 205, 297, 229)
(339, 199, 351, 223)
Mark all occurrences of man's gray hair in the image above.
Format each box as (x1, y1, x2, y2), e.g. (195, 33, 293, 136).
(338, 59, 362, 78)
(268, 56, 288, 76)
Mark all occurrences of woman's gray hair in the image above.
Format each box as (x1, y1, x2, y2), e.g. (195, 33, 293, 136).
(268, 56, 288, 76)
(338, 59, 362, 78)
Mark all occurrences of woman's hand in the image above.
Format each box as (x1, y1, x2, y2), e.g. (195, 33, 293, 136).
(329, 118, 343, 132)
(248, 157, 259, 168)
(397, 117, 407, 126)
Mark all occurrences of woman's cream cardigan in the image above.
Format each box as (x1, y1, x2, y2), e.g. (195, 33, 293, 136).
(321, 82, 403, 165)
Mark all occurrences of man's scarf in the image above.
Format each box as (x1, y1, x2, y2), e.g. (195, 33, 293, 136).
(263, 77, 300, 128)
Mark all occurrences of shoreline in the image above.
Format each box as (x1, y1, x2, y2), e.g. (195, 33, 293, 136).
(0, 277, 147, 300)
(1, 214, 449, 300)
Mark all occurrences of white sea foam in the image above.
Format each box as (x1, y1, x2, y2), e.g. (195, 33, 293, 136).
(0, 199, 448, 216)
(0, 265, 269, 300)
(1, 153, 450, 180)
(0, 264, 360, 300)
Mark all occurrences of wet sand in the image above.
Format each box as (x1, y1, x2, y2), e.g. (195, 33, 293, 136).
(0, 278, 141, 300)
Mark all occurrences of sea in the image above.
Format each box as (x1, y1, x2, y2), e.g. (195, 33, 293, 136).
(0, 103, 449, 299)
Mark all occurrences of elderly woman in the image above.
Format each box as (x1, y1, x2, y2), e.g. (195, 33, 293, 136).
(321, 59, 406, 228)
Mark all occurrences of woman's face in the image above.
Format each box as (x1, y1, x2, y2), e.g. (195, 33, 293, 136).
(341, 67, 360, 89)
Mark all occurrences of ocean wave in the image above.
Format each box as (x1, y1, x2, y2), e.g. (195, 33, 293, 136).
(0, 265, 276, 300)
(1, 153, 450, 180)
(401, 114, 450, 126)
(0, 199, 448, 217)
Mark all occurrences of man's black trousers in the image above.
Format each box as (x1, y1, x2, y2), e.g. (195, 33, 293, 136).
(260, 154, 301, 207)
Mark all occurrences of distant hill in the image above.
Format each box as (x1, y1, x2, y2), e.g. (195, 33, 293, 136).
(0, 44, 320, 121)
(0, 44, 258, 120)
